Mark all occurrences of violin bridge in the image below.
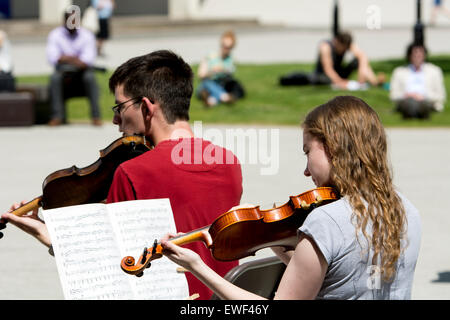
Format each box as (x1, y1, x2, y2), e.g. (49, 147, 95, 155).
(301, 200, 310, 210)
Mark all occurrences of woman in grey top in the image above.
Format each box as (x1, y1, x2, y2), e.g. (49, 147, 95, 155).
(160, 95, 421, 300)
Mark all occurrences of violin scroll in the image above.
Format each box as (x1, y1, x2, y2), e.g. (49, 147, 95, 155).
(121, 226, 212, 276)
(121, 240, 163, 277)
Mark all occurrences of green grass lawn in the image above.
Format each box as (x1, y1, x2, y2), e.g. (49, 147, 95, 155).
(17, 56, 450, 127)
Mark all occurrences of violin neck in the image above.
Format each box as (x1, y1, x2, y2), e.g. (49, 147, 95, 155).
(11, 196, 42, 217)
(169, 226, 212, 248)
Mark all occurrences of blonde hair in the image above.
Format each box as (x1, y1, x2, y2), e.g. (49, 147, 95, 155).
(221, 30, 236, 46)
(302, 96, 406, 282)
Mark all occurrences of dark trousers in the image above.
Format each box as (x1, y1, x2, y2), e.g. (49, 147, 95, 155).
(49, 64, 100, 121)
(279, 58, 359, 86)
(396, 98, 434, 119)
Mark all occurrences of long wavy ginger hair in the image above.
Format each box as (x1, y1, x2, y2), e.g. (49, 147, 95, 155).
(302, 96, 406, 282)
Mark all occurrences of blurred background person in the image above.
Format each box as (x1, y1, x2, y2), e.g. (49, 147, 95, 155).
(280, 31, 385, 90)
(46, 11, 101, 126)
(430, 0, 450, 26)
(0, 30, 15, 92)
(390, 42, 446, 119)
(196, 30, 245, 108)
(91, 0, 115, 56)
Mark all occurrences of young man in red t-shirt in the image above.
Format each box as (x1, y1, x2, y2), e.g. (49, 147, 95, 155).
(2, 50, 242, 299)
(106, 51, 242, 298)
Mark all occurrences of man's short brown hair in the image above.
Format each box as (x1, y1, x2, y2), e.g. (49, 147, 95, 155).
(335, 32, 353, 49)
(109, 50, 193, 124)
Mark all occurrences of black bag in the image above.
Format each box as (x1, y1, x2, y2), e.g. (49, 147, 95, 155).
(216, 74, 245, 99)
(279, 71, 331, 86)
(279, 72, 311, 86)
(0, 71, 15, 92)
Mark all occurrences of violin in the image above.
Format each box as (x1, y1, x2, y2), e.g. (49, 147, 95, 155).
(120, 187, 339, 277)
(0, 135, 151, 234)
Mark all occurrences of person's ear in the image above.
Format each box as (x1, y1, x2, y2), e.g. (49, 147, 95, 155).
(141, 97, 155, 122)
(141, 97, 155, 134)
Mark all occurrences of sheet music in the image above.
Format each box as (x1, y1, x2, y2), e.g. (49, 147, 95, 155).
(107, 199, 190, 299)
(43, 199, 189, 300)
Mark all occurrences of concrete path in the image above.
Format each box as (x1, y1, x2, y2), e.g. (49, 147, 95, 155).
(7, 19, 450, 76)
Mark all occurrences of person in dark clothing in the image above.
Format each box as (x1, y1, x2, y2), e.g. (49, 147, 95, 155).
(280, 32, 385, 90)
(0, 30, 15, 92)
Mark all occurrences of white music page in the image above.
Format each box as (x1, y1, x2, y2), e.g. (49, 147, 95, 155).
(43, 198, 189, 300)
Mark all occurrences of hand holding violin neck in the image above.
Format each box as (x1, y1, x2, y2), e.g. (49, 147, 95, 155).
(10, 197, 42, 217)
(120, 226, 212, 276)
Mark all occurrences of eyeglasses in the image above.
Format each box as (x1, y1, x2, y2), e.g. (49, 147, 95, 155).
(111, 96, 142, 115)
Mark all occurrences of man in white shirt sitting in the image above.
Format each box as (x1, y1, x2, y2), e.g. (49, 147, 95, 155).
(390, 43, 446, 119)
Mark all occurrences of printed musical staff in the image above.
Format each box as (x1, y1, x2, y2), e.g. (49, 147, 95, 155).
(43, 199, 189, 300)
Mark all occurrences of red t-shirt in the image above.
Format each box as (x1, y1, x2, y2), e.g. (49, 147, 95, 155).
(107, 138, 242, 299)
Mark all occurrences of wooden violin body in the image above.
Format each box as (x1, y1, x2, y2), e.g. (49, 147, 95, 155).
(121, 187, 339, 277)
(9, 135, 151, 217)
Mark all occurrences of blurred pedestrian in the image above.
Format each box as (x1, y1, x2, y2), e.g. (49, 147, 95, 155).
(91, 0, 115, 56)
(0, 30, 15, 92)
(430, 0, 450, 26)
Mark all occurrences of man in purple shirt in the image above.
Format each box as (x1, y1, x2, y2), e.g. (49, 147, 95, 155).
(46, 11, 101, 126)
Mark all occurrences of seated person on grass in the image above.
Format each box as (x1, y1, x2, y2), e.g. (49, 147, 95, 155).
(390, 42, 446, 119)
(196, 30, 245, 108)
(280, 31, 385, 90)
